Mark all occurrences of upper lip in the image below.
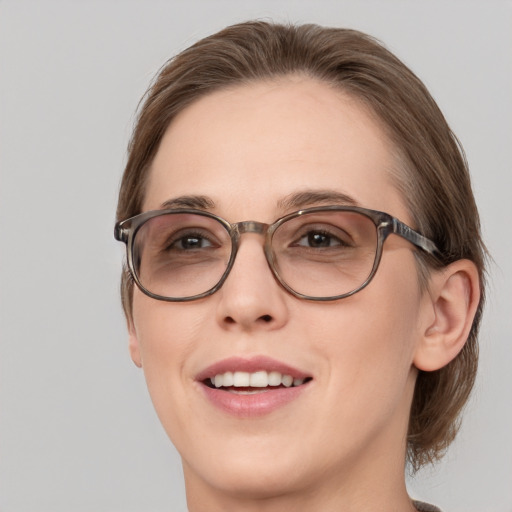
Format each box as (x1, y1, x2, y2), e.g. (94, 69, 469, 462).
(196, 355, 311, 381)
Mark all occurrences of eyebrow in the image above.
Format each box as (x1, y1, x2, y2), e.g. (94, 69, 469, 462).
(160, 195, 216, 210)
(277, 190, 360, 211)
(159, 189, 360, 213)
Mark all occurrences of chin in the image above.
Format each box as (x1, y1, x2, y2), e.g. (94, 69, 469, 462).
(176, 423, 317, 494)
(185, 452, 313, 500)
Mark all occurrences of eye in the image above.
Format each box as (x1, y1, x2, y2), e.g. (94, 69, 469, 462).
(168, 232, 215, 251)
(295, 230, 346, 248)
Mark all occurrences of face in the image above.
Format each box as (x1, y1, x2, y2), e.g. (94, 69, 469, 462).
(129, 78, 430, 501)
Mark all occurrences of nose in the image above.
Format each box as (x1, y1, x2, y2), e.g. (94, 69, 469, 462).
(215, 234, 289, 332)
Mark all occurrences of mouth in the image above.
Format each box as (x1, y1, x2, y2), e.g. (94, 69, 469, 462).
(203, 370, 312, 394)
(196, 356, 313, 416)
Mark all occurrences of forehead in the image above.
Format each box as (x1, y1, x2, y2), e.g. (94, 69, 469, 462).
(145, 77, 408, 222)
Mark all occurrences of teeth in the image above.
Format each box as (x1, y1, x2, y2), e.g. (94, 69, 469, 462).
(250, 371, 268, 387)
(282, 374, 293, 387)
(233, 371, 250, 387)
(222, 371, 234, 387)
(210, 370, 307, 389)
(268, 371, 281, 386)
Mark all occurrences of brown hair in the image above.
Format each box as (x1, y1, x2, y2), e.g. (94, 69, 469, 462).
(116, 21, 486, 470)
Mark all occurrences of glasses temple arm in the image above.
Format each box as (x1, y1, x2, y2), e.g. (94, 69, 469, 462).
(114, 222, 129, 243)
(392, 219, 440, 256)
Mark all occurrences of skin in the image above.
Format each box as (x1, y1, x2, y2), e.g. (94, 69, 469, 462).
(127, 77, 478, 512)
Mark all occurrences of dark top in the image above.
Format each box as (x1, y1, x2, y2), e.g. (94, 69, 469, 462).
(413, 501, 442, 512)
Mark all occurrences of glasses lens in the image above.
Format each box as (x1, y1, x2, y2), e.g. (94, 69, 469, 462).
(132, 213, 232, 299)
(271, 210, 378, 298)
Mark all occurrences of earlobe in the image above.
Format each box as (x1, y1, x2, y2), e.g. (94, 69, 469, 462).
(414, 259, 480, 372)
(127, 318, 143, 368)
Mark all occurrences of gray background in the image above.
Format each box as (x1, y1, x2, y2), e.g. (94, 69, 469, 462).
(0, 1, 511, 511)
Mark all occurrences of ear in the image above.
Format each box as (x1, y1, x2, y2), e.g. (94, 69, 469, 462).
(414, 259, 480, 372)
(127, 317, 143, 368)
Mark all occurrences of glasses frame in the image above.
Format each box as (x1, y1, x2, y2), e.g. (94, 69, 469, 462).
(115, 206, 440, 302)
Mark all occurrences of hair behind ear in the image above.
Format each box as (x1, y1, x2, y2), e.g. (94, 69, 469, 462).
(408, 259, 481, 469)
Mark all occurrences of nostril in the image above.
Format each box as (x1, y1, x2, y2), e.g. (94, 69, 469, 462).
(222, 313, 274, 328)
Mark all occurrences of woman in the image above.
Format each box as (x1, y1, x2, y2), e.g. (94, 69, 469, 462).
(114, 21, 485, 511)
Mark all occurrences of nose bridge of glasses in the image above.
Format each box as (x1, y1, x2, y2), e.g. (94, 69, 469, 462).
(234, 220, 270, 236)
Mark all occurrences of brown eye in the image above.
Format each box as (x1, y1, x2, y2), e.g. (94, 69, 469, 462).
(169, 233, 214, 251)
(296, 230, 344, 248)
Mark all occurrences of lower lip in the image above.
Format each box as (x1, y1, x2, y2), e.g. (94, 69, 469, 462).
(199, 383, 310, 417)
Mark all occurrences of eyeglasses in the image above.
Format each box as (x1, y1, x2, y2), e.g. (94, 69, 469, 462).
(114, 206, 439, 302)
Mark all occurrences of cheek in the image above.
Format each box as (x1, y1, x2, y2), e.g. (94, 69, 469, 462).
(133, 303, 180, 366)
(131, 293, 204, 430)
(302, 256, 423, 416)
(132, 290, 206, 359)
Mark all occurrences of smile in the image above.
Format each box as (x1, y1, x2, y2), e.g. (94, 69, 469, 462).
(206, 370, 308, 391)
(197, 356, 313, 416)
